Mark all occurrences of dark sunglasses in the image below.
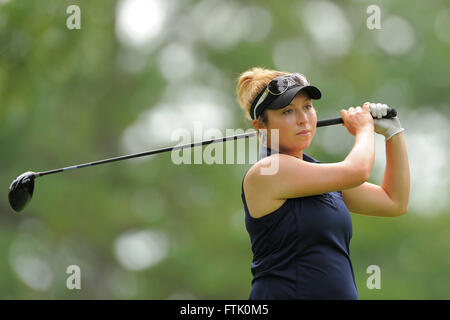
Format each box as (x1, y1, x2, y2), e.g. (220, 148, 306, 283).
(253, 73, 310, 119)
(267, 73, 309, 95)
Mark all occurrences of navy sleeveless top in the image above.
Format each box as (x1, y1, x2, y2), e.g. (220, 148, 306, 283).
(241, 146, 358, 300)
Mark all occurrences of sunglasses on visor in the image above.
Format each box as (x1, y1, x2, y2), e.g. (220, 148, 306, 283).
(252, 73, 310, 120)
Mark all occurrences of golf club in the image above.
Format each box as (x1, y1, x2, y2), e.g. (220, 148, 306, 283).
(8, 107, 397, 212)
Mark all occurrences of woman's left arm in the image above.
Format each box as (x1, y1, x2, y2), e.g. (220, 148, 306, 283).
(341, 104, 410, 217)
(341, 132, 410, 217)
(381, 132, 410, 213)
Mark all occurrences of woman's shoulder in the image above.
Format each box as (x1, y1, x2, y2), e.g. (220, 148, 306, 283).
(244, 153, 283, 183)
(243, 160, 288, 219)
(243, 154, 290, 198)
(245, 152, 308, 180)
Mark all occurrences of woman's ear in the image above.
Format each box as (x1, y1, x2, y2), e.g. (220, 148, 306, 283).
(252, 118, 266, 131)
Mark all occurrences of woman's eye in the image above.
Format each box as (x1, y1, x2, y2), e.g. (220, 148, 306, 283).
(283, 105, 311, 114)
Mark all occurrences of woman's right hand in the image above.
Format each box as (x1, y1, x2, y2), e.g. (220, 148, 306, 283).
(340, 103, 374, 136)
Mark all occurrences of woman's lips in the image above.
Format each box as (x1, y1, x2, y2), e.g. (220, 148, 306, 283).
(296, 130, 311, 135)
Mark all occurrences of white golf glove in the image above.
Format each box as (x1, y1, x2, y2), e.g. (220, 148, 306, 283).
(369, 103, 405, 141)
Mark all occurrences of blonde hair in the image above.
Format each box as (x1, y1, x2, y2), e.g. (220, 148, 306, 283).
(235, 67, 290, 122)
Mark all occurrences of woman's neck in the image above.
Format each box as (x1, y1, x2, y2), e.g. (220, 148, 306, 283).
(266, 144, 303, 160)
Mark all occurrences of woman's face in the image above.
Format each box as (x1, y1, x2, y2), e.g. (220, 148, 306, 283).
(254, 91, 317, 156)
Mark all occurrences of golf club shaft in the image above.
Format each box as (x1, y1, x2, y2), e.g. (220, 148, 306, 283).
(37, 131, 257, 177)
(36, 107, 397, 178)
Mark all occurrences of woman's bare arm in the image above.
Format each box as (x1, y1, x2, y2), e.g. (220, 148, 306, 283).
(382, 132, 410, 212)
(342, 132, 410, 217)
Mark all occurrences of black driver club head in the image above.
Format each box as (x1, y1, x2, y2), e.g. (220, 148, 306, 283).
(8, 171, 36, 213)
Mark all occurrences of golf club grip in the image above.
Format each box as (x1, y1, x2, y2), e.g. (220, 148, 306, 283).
(317, 107, 397, 127)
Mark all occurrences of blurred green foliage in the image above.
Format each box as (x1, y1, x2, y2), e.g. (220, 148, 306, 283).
(1, 0, 449, 299)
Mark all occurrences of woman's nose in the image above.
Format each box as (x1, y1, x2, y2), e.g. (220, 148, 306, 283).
(296, 110, 308, 124)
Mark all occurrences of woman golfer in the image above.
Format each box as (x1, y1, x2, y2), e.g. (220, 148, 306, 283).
(236, 67, 410, 299)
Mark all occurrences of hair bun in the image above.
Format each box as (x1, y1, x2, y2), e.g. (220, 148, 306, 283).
(236, 67, 289, 121)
